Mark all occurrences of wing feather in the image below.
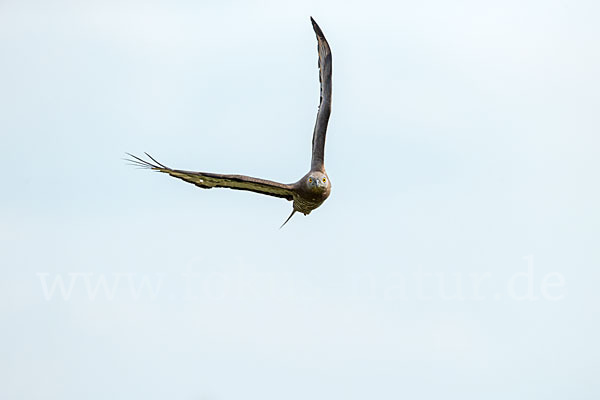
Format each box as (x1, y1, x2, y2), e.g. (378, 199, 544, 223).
(126, 153, 295, 201)
(310, 17, 332, 172)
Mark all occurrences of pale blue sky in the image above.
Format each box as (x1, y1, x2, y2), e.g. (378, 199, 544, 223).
(1, 0, 599, 399)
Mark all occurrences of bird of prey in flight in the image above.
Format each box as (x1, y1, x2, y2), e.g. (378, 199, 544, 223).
(127, 17, 333, 227)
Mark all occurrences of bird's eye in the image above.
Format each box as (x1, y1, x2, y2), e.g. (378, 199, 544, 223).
(308, 178, 313, 183)
(322, 178, 326, 182)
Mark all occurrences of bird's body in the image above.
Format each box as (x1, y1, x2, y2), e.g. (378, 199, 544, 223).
(128, 17, 333, 227)
(292, 170, 331, 215)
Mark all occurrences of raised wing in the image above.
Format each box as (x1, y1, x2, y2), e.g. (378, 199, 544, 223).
(127, 153, 295, 201)
(310, 17, 332, 172)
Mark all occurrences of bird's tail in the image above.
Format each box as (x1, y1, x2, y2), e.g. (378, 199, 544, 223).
(280, 209, 296, 229)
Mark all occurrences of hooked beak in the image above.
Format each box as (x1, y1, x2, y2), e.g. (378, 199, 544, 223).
(311, 179, 325, 191)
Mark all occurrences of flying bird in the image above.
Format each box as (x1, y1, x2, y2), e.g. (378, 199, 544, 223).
(127, 17, 333, 227)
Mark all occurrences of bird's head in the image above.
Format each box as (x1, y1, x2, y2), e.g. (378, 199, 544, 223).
(305, 171, 330, 193)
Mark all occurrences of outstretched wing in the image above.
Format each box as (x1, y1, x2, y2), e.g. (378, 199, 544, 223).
(127, 153, 295, 201)
(310, 17, 332, 172)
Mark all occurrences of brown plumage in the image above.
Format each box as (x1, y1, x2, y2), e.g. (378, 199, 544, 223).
(127, 17, 333, 227)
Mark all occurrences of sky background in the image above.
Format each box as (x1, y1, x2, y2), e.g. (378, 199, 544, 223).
(1, 0, 599, 399)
